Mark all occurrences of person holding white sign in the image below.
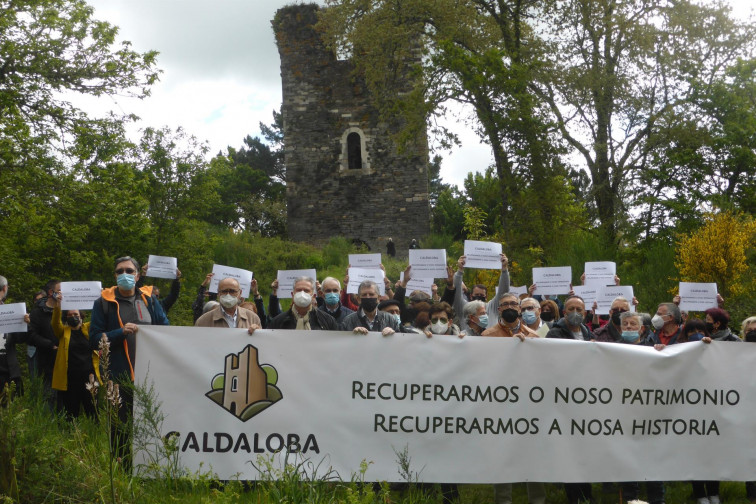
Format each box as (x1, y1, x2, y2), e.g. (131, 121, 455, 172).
(89, 255, 170, 469)
(0, 275, 31, 398)
(195, 277, 261, 333)
(51, 295, 99, 418)
(268, 277, 338, 331)
(139, 263, 181, 314)
(340, 280, 400, 335)
(452, 253, 510, 333)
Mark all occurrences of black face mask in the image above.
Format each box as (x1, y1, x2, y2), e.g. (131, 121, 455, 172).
(705, 322, 716, 334)
(360, 298, 379, 312)
(745, 330, 756, 343)
(471, 294, 486, 302)
(611, 312, 622, 326)
(540, 311, 555, 322)
(67, 316, 80, 327)
(500, 309, 519, 323)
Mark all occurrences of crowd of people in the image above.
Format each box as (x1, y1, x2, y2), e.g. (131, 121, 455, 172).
(1, 251, 755, 504)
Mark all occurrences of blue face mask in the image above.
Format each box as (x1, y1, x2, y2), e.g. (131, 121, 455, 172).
(621, 330, 640, 343)
(393, 313, 401, 325)
(688, 332, 705, 342)
(477, 314, 489, 328)
(521, 310, 537, 325)
(116, 273, 136, 290)
(324, 292, 340, 306)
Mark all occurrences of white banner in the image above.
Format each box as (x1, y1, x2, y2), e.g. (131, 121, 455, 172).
(60, 281, 102, 311)
(679, 282, 718, 312)
(463, 240, 502, 270)
(146, 255, 179, 279)
(347, 267, 386, 295)
(211, 265, 253, 298)
(0, 303, 27, 333)
(135, 328, 756, 483)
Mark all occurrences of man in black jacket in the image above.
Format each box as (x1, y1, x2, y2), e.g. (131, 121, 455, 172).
(29, 279, 60, 403)
(268, 277, 337, 330)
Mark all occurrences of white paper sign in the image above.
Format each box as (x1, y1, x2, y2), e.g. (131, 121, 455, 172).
(532, 266, 572, 295)
(400, 272, 434, 296)
(348, 254, 382, 269)
(60, 281, 102, 311)
(0, 303, 28, 333)
(408, 249, 447, 278)
(276, 269, 317, 299)
(463, 240, 503, 269)
(584, 261, 616, 286)
(211, 265, 254, 298)
(136, 327, 756, 483)
(146, 255, 179, 279)
(573, 285, 600, 308)
(679, 282, 718, 312)
(347, 268, 385, 295)
(595, 286, 635, 315)
(509, 285, 528, 298)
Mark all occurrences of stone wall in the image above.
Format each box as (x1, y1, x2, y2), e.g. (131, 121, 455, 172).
(273, 4, 430, 256)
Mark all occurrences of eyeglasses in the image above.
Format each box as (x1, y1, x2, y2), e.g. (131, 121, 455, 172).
(431, 317, 448, 324)
(219, 289, 240, 295)
(499, 301, 519, 309)
(521, 305, 537, 311)
(115, 268, 137, 275)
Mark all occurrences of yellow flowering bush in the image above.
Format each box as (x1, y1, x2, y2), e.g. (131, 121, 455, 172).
(675, 211, 756, 298)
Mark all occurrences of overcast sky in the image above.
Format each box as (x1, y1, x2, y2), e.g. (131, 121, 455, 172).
(80, 0, 752, 189)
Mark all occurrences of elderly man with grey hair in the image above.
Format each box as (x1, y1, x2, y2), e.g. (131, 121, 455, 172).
(195, 277, 261, 333)
(317, 276, 354, 324)
(268, 276, 338, 330)
(462, 300, 487, 336)
(340, 280, 400, 335)
(452, 252, 509, 332)
(592, 296, 631, 343)
(650, 301, 684, 346)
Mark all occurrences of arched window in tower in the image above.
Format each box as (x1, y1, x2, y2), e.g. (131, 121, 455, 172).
(347, 132, 363, 169)
(340, 127, 370, 173)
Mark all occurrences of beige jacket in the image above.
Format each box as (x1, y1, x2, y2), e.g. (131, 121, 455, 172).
(195, 305, 261, 329)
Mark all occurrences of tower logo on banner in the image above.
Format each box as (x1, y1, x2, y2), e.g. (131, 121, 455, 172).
(205, 344, 282, 421)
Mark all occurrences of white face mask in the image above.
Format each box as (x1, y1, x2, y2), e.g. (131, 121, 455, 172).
(219, 294, 239, 309)
(430, 321, 448, 334)
(293, 291, 313, 308)
(651, 314, 665, 330)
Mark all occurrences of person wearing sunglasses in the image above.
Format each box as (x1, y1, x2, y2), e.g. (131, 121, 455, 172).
(89, 255, 170, 469)
(592, 296, 631, 343)
(482, 293, 539, 340)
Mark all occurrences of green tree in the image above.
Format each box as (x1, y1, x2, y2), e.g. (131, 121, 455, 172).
(536, 0, 755, 244)
(0, 0, 159, 163)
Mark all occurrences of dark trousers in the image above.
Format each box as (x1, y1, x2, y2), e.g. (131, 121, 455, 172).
(57, 369, 96, 419)
(692, 481, 720, 499)
(565, 483, 593, 504)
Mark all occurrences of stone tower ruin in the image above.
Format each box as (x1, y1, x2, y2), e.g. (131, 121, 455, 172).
(273, 4, 430, 255)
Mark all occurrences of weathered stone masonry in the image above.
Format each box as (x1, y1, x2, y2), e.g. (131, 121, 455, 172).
(274, 4, 430, 255)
